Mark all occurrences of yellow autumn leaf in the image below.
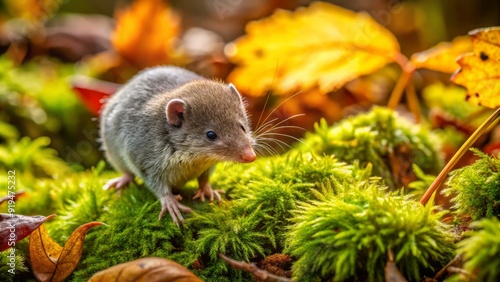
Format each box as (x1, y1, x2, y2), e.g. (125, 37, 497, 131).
(112, 0, 182, 68)
(225, 2, 401, 96)
(451, 27, 500, 108)
(411, 36, 472, 73)
(4, 0, 60, 21)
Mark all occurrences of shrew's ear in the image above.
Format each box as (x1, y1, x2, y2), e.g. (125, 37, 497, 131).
(228, 83, 244, 104)
(166, 98, 186, 127)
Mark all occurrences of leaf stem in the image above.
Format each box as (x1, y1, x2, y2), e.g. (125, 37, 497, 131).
(420, 107, 500, 205)
(405, 82, 421, 123)
(387, 54, 415, 110)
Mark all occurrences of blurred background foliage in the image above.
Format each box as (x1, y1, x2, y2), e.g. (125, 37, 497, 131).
(0, 0, 498, 171)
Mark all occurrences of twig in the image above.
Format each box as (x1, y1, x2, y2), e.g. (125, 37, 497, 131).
(432, 254, 462, 280)
(385, 249, 408, 282)
(447, 266, 472, 277)
(405, 82, 421, 123)
(420, 107, 500, 205)
(219, 253, 293, 282)
(387, 54, 415, 110)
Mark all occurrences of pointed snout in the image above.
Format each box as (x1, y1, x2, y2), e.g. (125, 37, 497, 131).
(240, 147, 256, 163)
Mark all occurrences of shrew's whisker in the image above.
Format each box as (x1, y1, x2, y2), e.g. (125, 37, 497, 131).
(255, 60, 281, 130)
(257, 132, 308, 147)
(254, 142, 279, 156)
(256, 136, 292, 152)
(256, 91, 303, 134)
(255, 125, 306, 137)
(260, 113, 305, 133)
(254, 117, 279, 135)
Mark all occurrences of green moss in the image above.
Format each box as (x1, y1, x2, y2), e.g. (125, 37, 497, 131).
(190, 203, 267, 262)
(286, 179, 455, 282)
(0, 249, 29, 282)
(407, 164, 437, 199)
(240, 180, 311, 248)
(443, 149, 500, 220)
(211, 151, 373, 198)
(72, 184, 186, 281)
(422, 82, 490, 126)
(10, 162, 116, 244)
(0, 136, 70, 180)
(456, 218, 500, 282)
(0, 56, 100, 167)
(301, 107, 443, 189)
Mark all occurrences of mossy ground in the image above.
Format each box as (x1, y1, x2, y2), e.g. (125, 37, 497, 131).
(5, 107, 492, 281)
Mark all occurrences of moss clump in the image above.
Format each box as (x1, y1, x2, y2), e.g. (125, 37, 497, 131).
(72, 184, 186, 282)
(0, 250, 28, 282)
(10, 161, 116, 244)
(301, 107, 443, 189)
(456, 217, 500, 282)
(443, 149, 500, 220)
(185, 152, 373, 281)
(0, 136, 71, 181)
(211, 151, 373, 198)
(286, 180, 455, 282)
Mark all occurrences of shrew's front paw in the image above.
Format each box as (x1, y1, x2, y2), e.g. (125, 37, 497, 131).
(159, 194, 192, 227)
(103, 173, 134, 191)
(192, 183, 225, 203)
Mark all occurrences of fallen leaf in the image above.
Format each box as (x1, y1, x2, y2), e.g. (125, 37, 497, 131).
(0, 190, 26, 205)
(30, 221, 103, 282)
(451, 27, 500, 108)
(0, 214, 54, 251)
(226, 2, 400, 96)
(89, 257, 202, 282)
(411, 36, 472, 73)
(71, 76, 120, 115)
(112, 0, 182, 68)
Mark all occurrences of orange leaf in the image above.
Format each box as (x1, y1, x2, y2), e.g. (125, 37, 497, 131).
(112, 0, 181, 68)
(411, 36, 472, 73)
(0, 213, 54, 251)
(451, 27, 500, 108)
(30, 221, 103, 282)
(226, 2, 401, 96)
(89, 257, 203, 282)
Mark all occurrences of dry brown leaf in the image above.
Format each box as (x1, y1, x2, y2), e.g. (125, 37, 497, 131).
(411, 36, 472, 73)
(112, 0, 182, 68)
(30, 221, 103, 282)
(0, 190, 25, 205)
(226, 2, 400, 96)
(0, 213, 54, 251)
(89, 257, 202, 282)
(451, 27, 500, 108)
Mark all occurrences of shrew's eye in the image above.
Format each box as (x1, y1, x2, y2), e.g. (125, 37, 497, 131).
(240, 124, 246, 133)
(206, 131, 217, 141)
